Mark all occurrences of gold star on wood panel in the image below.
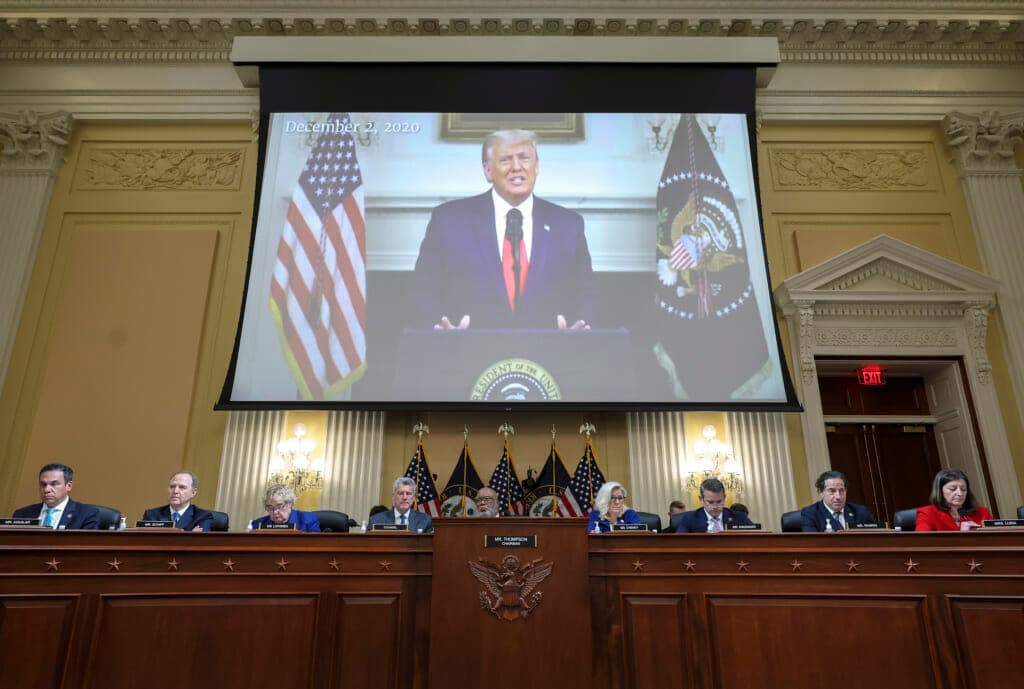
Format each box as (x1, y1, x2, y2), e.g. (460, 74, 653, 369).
(328, 558, 341, 571)
(106, 558, 122, 572)
(683, 560, 697, 573)
(632, 560, 646, 572)
(167, 558, 181, 572)
(379, 560, 392, 571)
(846, 560, 861, 573)
(966, 559, 983, 573)
(45, 557, 60, 572)
(222, 558, 236, 572)
(736, 560, 750, 572)
(904, 557, 919, 573)
(276, 557, 290, 571)
(789, 559, 803, 572)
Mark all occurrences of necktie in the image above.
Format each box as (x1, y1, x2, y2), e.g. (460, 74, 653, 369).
(502, 209, 528, 310)
(710, 517, 723, 533)
(172, 512, 181, 527)
(399, 513, 407, 526)
(832, 511, 844, 531)
(43, 507, 56, 528)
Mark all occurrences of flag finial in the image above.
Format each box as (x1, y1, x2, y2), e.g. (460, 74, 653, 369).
(412, 422, 429, 441)
(498, 423, 515, 441)
(579, 422, 597, 439)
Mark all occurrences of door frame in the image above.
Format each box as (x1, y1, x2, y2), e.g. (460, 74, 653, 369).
(775, 235, 1018, 515)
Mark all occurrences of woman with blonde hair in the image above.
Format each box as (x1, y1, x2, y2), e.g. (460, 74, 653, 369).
(587, 481, 641, 533)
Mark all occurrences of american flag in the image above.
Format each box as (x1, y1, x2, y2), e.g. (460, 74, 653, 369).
(565, 439, 607, 516)
(405, 441, 441, 517)
(269, 113, 367, 400)
(489, 441, 527, 516)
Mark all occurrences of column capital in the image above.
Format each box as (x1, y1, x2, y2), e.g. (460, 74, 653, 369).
(944, 110, 1024, 176)
(0, 110, 73, 176)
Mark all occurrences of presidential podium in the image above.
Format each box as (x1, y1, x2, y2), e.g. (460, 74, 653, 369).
(393, 328, 635, 401)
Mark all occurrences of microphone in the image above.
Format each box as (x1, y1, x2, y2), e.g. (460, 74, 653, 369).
(505, 208, 523, 308)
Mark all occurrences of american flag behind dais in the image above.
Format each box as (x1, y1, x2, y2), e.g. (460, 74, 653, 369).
(489, 441, 527, 516)
(269, 113, 367, 400)
(404, 441, 441, 517)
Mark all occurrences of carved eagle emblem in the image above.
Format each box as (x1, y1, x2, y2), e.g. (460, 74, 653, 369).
(467, 554, 554, 621)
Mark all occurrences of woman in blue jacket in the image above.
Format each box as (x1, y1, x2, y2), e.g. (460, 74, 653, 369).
(587, 481, 641, 533)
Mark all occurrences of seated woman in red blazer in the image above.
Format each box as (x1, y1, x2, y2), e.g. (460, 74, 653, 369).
(915, 468, 992, 531)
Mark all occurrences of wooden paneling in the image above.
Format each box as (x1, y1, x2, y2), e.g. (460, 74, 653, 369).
(429, 518, 591, 689)
(706, 595, 939, 689)
(334, 594, 401, 689)
(3, 529, 1024, 689)
(947, 596, 1024, 689)
(621, 595, 691, 689)
(0, 596, 77, 689)
(84, 594, 319, 689)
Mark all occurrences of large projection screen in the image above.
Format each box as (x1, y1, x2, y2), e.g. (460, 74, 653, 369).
(220, 41, 799, 411)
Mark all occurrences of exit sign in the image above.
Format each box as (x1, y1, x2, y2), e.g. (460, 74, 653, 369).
(858, 364, 886, 386)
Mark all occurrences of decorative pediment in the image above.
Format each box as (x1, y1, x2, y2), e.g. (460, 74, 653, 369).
(776, 235, 1000, 307)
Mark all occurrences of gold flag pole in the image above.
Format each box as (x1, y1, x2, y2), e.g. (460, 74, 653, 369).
(461, 425, 469, 516)
(551, 425, 558, 517)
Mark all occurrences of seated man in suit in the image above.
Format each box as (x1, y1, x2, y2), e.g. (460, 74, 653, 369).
(800, 470, 877, 532)
(13, 462, 100, 529)
(675, 478, 752, 532)
(473, 487, 502, 517)
(142, 471, 214, 531)
(368, 477, 433, 532)
(412, 129, 598, 331)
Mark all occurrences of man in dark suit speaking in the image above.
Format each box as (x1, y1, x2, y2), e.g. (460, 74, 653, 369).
(368, 477, 433, 533)
(13, 462, 100, 529)
(800, 470, 877, 532)
(412, 129, 598, 330)
(142, 471, 214, 531)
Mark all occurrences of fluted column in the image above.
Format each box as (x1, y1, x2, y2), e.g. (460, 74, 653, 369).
(215, 410, 286, 530)
(627, 412, 689, 524)
(725, 412, 796, 532)
(0, 110, 72, 391)
(944, 110, 1024, 427)
(320, 410, 385, 527)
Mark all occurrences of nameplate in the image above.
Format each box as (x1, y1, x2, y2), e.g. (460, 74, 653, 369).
(259, 522, 296, 530)
(485, 535, 537, 548)
(726, 523, 762, 530)
(983, 519, 1024, 528)
(0, 517, 42, 527)
(135, 520, 174, 528)
(372, 523, 408, 532)
(850, 523, 883, 529)
(611, 523, 648, 532)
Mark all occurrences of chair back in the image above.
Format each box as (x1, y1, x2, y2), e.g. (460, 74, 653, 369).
(93, 505, 121, 531)
(893, 508, 917, 531)
(669, 512, 686, 533)
(634, 511, 662, 533)
(315, 510, 351, 532)
(1017, 505, 1024, 519)
(780, 510, 803, 532)
(208, 510, 230, 532)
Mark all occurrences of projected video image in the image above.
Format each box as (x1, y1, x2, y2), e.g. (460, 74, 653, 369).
(228, 112, 787, 405)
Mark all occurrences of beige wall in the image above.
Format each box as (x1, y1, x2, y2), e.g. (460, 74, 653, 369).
(1, 119, 1021, 519)
(0, 122, 257, 520)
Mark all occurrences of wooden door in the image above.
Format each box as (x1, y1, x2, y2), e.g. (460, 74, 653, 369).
(826, 423, 942, 523)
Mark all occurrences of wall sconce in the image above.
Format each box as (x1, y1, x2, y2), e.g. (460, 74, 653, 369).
(685, 425, 744, 495)
(268, 423, 325, 494)
(646, 114, 677, 153)
(698, 113, 723, 152)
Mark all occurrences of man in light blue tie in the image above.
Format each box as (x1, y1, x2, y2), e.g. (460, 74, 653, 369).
(12, 462, 100, 530)
(142, 471, 215, 531)
(368, 477, 433, 533)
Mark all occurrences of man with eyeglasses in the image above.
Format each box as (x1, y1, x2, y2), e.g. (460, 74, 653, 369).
(249, 484, 320, 532)
(473, 487, 503, 518)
